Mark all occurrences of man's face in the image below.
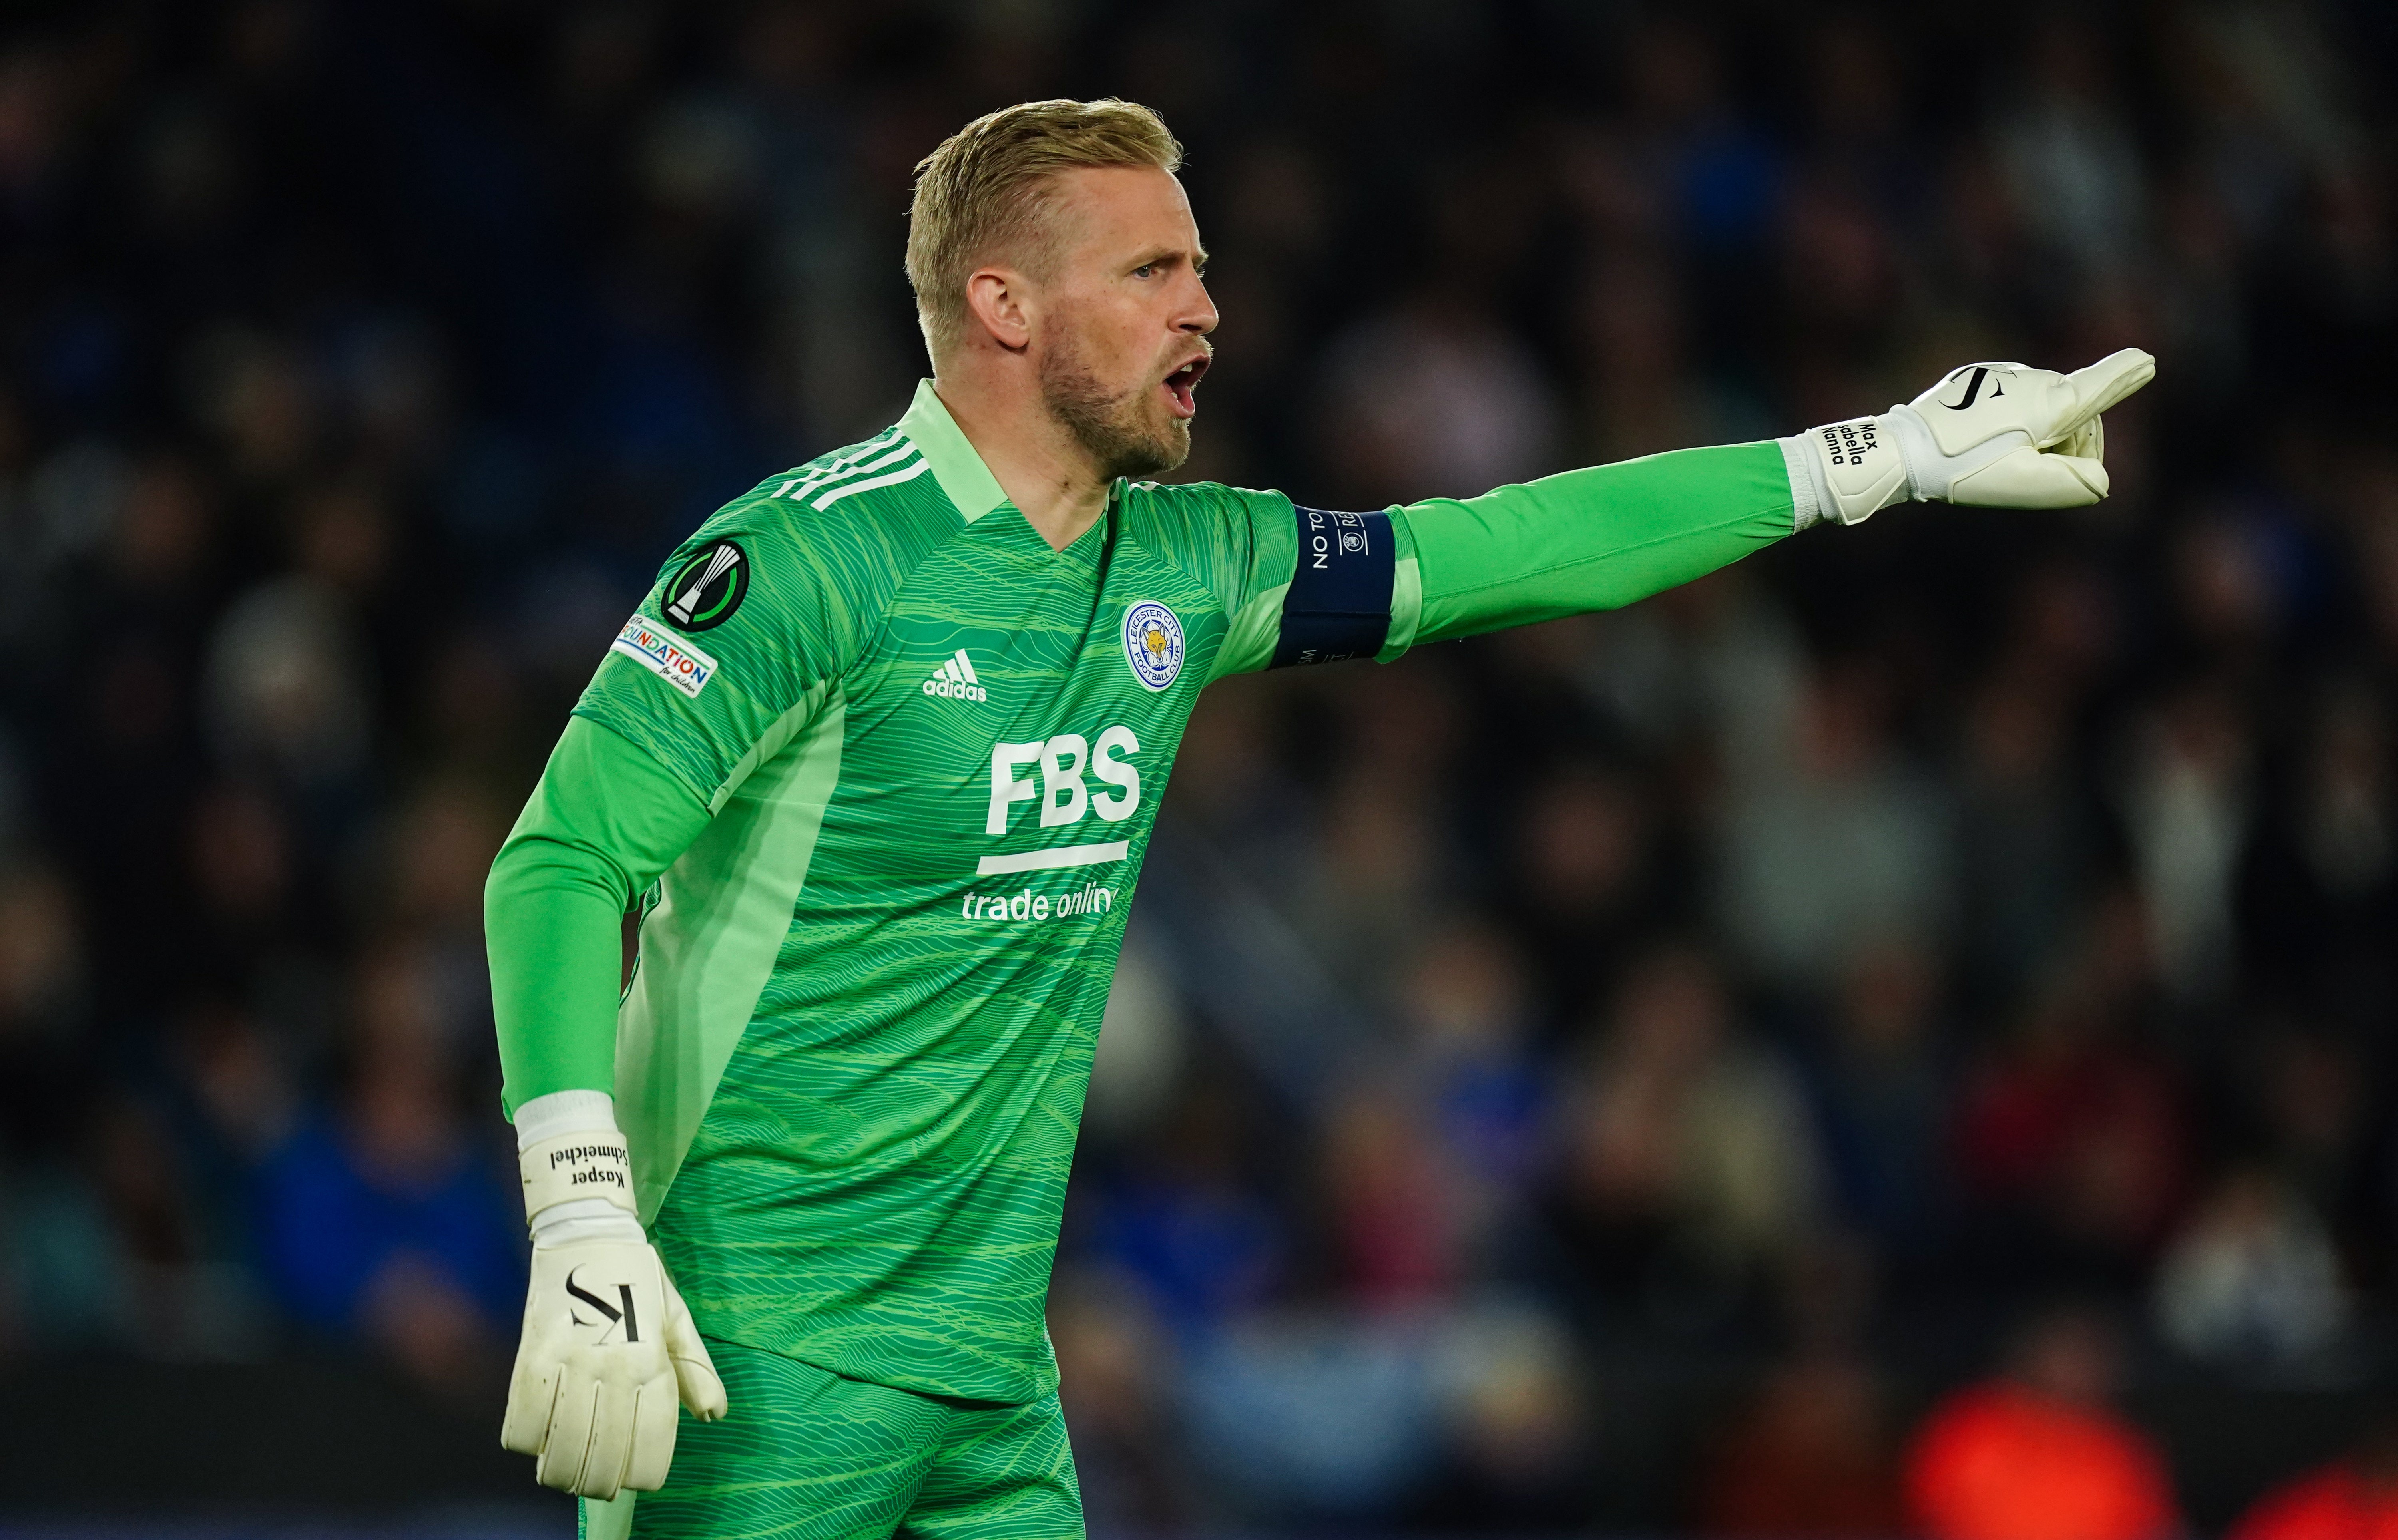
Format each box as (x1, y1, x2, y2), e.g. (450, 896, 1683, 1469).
(1028, 165, 1216, 481)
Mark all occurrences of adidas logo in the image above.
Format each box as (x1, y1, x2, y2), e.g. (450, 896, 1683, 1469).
(922, 649, 988, 702)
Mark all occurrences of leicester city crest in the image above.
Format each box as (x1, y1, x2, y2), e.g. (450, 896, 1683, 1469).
(1121, 600, 1184, 691)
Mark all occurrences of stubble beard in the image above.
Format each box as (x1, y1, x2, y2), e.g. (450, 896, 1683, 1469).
(1039, 339, 1190, 482)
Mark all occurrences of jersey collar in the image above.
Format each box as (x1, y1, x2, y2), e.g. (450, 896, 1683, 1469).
(899, 379, 1010, 525)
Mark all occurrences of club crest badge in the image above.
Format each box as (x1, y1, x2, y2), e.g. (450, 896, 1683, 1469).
(1121, 600, 1184, 691)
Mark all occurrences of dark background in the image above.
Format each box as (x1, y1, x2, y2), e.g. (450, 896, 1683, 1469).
(2, 0, 2396, 1534)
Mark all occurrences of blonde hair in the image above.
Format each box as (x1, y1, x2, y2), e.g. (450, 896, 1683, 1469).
(906, 98, 1183, 360)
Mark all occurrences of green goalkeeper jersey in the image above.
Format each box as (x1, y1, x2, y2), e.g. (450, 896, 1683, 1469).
(488, 379, 1803, 1403)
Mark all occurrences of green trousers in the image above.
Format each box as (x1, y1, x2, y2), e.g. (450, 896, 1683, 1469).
(582, 1337, 1083, 1540)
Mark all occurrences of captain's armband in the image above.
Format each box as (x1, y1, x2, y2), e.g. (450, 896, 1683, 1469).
(1271, 507, 1395, 669)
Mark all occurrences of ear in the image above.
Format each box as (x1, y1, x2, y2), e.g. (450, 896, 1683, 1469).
(963, 265, 1033, 354)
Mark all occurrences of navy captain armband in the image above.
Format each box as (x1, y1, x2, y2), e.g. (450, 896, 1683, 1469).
(1270, 506, 1395, 669)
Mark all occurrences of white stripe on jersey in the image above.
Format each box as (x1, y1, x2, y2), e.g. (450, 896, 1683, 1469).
(976, 841, 1129, 876)
(779, 443, 907, 503)
(813, 456, 930, 509)
(811, 438, 916, 489)
(952, 649, 978, 684)
(777, 432, 911, 501)
(776, 449, 872, 501)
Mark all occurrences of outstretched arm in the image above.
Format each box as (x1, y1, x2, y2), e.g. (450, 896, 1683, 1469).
(1389, 440, 1797, 651)
(1378, 349, 2155, 654)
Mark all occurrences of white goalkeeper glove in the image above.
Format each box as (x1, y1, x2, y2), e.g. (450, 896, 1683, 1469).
(1784, 348, 2157, 527)
(500, 1092, 727, 1501)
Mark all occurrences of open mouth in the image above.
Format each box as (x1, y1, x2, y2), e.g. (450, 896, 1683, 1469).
(1161, 355, 1209, 419)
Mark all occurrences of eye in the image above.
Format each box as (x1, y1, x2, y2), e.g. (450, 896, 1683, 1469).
(1132, 263, 1156, 279)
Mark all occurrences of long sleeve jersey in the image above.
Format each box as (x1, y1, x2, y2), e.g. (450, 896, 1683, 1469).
(486, 378, 1805, 1401)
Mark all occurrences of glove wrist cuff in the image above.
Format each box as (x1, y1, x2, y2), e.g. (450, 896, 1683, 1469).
(1777, 433, 1828, 531)
(514, 1088, 617, 1149)
(520, 1130, 638, 1222)
(1793, 417, 1910, 526)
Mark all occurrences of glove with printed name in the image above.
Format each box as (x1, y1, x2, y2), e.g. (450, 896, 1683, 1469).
(1786, 348, 2157, 527)
(500, 1106, 727, 1501)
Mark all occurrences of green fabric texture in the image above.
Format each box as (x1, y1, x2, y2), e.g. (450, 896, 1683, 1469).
(487, 716, 709, 1114)
(537, 381, 1301, 1404)
(1397, 440, 1795, 643)
(614, 680, 848, 1225)
(485, 379, 1800, 1412)
(583, 1337, 1081, 1540)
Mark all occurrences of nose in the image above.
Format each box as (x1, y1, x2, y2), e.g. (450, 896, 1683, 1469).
(1180, 274, 1218, 336)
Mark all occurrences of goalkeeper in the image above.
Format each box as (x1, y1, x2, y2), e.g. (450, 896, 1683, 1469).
(486, 97, 2153, 1539)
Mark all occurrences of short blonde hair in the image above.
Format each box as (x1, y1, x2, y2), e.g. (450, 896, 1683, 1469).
(906, 98, 1184, 360)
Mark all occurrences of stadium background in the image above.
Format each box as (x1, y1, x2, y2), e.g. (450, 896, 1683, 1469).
(2, 1, 2396, 1535)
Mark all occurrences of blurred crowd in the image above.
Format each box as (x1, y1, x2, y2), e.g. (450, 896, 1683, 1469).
(2, 0, 2397, 1533)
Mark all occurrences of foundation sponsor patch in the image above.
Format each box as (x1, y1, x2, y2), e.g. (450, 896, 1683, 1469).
(611, 615, 720, 700)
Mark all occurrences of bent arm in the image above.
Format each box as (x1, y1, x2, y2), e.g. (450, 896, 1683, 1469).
(486, 716, 713, 1114)
(1385, 440, 1800, 652)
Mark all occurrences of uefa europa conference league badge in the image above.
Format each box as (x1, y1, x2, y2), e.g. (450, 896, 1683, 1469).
(663, 539, 750, 631)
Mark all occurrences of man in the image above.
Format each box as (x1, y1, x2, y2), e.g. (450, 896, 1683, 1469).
(487, 97, 2153, 1539)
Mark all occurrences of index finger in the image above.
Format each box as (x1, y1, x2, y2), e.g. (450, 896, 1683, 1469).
(2054, 348, 2156, 438)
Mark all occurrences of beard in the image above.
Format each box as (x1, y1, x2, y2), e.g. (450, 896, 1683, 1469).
(1039, 336, 1191, 482)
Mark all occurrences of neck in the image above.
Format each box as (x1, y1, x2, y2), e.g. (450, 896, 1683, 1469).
(931, 370, 1113, 552)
